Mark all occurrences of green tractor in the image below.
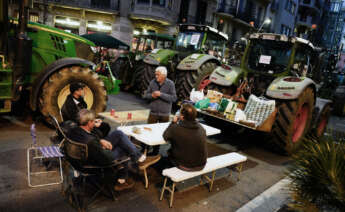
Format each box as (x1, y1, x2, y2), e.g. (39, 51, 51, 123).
(110, 32, 174, 91)
(0, 0, 120, 122)
(200, 33, 332, 154)
(138, 24, 228, 100)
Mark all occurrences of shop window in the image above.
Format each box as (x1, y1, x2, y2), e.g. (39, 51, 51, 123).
(153, 0, 165, 7)
(137, 0, 150, 4)
(87, 21, 112, 33)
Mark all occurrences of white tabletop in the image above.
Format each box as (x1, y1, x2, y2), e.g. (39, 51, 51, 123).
(118, 122, 221, 146)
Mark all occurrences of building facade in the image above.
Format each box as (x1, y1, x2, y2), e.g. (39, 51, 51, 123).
(265, 0, 298, 36)
(8, 0, 181, 45)
(214, 0, 271, 45)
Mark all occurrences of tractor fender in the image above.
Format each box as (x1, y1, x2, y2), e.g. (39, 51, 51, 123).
(310, 97, 332, 130)
(209, 65, 243, 86)
(30, 57, 95, 111)
(143, 49, 177, 66)
(266, 76, 316, 100)
(177, 54, 221, 71)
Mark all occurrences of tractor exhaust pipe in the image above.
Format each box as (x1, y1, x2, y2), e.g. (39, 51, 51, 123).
(13, 0, 32, 101)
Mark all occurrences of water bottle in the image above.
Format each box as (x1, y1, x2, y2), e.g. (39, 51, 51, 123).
(30, 124, 37, 146)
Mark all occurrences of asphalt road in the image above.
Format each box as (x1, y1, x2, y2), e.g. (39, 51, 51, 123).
(0, 91, 343, 212)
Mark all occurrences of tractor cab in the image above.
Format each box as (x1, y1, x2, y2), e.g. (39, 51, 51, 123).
(175, 24, 228, 59)
(132, 32, 174, 60)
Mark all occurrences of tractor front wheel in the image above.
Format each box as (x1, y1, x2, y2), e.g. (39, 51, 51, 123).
(176, 61, 217, 101)
(138, 63, 157, 96)
(269, 87, 315, 155)
(38, 66, 107, 123)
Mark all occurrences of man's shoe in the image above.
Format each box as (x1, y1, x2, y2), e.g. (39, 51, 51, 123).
(138, 155, 161, 170)
(114, 178, 135, 191)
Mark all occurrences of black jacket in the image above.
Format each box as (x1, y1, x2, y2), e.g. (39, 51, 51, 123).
(163, 120, 208, 170)
(67, 127, 115, 166)
(61, 94, 87, 123)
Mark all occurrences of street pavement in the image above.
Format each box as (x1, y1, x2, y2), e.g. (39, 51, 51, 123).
(0, 91, 343, 212)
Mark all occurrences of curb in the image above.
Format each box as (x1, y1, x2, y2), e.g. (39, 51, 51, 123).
(236, 177, 291, 212)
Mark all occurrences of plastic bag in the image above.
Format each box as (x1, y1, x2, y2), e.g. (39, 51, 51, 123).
(195, 98, 210, 109)
(190, 88, 204, 103)
(206, 90, 223, 103)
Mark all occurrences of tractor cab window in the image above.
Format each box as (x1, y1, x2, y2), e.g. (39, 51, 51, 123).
(175, 31, 204, 52)
(204, 32, 226, 59)
(248, 39, 292, 74)
(294, 46, 313, 77)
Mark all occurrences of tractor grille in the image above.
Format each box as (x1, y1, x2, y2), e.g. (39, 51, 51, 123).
(49, 34, 66, 52)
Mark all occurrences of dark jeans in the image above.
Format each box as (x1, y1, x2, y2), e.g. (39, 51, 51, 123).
(105, 130, 142, 180)
(105, 130, 142, 162)
(147, 113, 170, 155)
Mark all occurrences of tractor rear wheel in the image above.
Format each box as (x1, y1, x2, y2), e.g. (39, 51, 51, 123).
(38, 66, 107, 123)
(138, 63, 157, 96)
(269, 87, 315, 155)
(176, 61, 217, 101)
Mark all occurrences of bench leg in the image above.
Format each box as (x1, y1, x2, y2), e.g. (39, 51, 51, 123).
(160, 177, 167, 201)
(236, 163, 243, 181)
(201, 171, 216, 192)
(169, 183, 175, 208)
(209, 171, 216, 192)
(143, 168, 149, 189)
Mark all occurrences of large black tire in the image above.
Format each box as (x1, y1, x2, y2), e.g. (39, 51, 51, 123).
(269, 87, 315, 155)
(176, 61, 217, 101)
(131, 61, 145, 93)
(333, 98, 345, 116)
(110, 58, 131, 85)
(314, 103, 331, 137)
(138, 63, 157, 96)
(38, 66, 107, 123)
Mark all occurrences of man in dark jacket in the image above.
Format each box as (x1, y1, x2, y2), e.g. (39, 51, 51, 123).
(163, 104, 208, 171)
(144, 66, 177, 155)
(67, 109, 161, 191)
(61, 82, 110, 138)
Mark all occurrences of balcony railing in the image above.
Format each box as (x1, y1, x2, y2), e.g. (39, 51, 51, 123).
(300, 0, 321, 14)
(35, 0, 120, 12)
(130, 3, 177, 24)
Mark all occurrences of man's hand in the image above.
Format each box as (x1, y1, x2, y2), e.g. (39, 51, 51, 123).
(152, 91, 161, 98)
(100, 139, 112, 150)
(173, 115, 179, 123)
(94, 119, 102, 127)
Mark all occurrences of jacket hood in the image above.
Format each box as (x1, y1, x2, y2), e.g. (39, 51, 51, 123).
(179, 120, 199, 129)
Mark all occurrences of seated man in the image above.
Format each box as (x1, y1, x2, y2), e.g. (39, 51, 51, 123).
(61, 82, 110, 138)
(67, 109, 161, 191)
(163, 104, 208, 171)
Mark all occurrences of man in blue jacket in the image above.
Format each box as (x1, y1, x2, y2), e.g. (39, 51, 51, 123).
(144, 66, 177, 155)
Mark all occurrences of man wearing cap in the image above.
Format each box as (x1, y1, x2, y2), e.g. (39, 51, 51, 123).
(144, 66, 177, 155)
(61, 82, 110, 138)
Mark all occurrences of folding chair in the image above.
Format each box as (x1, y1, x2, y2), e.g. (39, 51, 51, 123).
(61, 137, 130, 211)
(27, 123, 64, 187)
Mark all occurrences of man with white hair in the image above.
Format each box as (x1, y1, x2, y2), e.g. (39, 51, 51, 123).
(144, 66, 177, 155)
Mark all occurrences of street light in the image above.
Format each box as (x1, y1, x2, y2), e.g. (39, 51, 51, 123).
(258, 18, 271, 32)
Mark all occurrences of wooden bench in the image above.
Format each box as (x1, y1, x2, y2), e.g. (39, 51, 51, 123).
(159, 152, 247, 207)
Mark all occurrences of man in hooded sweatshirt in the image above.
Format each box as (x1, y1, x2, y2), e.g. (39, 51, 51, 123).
(163, 103, 208, 171)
